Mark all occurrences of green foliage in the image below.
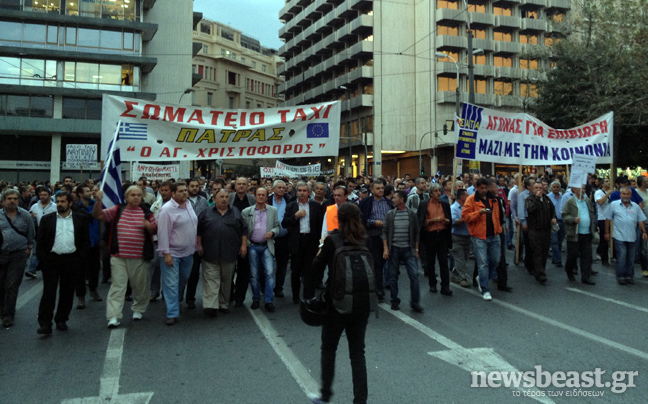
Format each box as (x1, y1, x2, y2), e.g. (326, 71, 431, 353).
(531, 0, 648, 167)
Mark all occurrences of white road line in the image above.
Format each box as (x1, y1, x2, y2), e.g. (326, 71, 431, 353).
(565, 287, 648, 313)
(99, 329, 126, 398)
(248, 307, 320, 396)
(456, 287, 648, 361)
(16, 280, 43, 310)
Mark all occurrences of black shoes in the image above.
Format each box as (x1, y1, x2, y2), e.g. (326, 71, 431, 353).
(186, 301, 196, 310)
(497, 286, 513, 292)
(429, 285, 438, 293)
(251, 301, 260, 310)
(274, 290, 285, 298)
(265, 303, 276, 312)
(204, 308, 218, 318)
(391, 302, 399, 311)
(582, 279, 596, 285)
(440, 289, 453, 296)
(410, 303, 424, 313)
(56, 322, 68, 331)
(37, 326, 52, 335)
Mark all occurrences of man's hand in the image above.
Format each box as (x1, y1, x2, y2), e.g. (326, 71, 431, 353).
(163, 254, 173, 267)
(240, 244, 247, 257)
(522, 225, 528, 231)
(643, 232, 648, 241)
(264, 231, 274, 241)
(197, 245, 203, 256)
(479, 208, 490, 215)
(95, 190, 103, 201)
(30, 211, 37, 218)
(382, 249, 389, 260)
(296, 209, 307, 218)
(574, 217, 580, 224)
(551, 218, 557, 225)
(604, 233, 610, 241)
(374, 220, 383, 227)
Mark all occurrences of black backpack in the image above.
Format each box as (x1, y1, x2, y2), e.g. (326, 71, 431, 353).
(329, 236, 378, 315)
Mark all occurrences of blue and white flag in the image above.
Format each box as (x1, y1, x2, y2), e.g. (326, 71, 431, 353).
(118, 122, 148, 140)
(99, 133, 124, 209)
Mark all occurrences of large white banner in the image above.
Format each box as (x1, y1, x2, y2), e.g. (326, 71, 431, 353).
(101, 95, 340, 161)
(455, 103, 613, 165)
(132, 163, 180, 181)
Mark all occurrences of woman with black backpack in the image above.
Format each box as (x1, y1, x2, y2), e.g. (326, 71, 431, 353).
(304, 202, 374, 404)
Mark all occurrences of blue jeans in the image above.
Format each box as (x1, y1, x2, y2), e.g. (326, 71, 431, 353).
(472, 236, 501, 294)
(550, 220, 566, 264)
(27, 242, 38, 274)
(505, 216, 514, 246)
(161, 255, 193, 318)
(636, 227, 648, 270)
(248, 244, 275, 303)
(614, 238, 637, 280)
(388, 246, 420, 306)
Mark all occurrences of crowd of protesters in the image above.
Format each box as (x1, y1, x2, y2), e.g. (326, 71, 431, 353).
(1, 169, 646, 332)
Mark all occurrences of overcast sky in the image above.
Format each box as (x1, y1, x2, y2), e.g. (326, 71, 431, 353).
(193, 0, 285, 50)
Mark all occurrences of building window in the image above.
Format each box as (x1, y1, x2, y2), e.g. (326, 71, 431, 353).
(241, 57, 245, 62)
(221, 48, 226, 55)
(228, 71, 236, 85)
(494, 56, 513, 67)
(519, 59, 538, 70)
(521, 83, 538, 97)
(62, 97, 101, 120)
(437, 76, 458, 91)
(202, 44, 208, 54)
(262, 64, 266, 72)
(246, 101, 251, 108)
(437, 0, 458, 10)
(252, 61, 257, 68)
(520, 34, 538, 44)
(437, 25, 459, 36)
(207, 92, 213, 106)
(545, 37, 554, 47)
(229, 97, 234, 109)
(494, 31, 512, 42)
(494, 81, 513, 96)
(470, 29, 486, 40)
(0, 95, 53, 118)
(221, 29, 234, 41)
(200, 23, 211, 34)
(231, 52, 236, 59)
(467, 3, 486, 13)
(473, 55, 486, 65)
(466, 79, 487, 94)
(522, 9, 539, 19)
(192, 64, 197, 74)
(257, 104, 262, 108)
(493, 6, 512, 16)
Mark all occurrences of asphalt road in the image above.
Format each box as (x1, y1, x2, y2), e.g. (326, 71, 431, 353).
(2, 247, 648, 404)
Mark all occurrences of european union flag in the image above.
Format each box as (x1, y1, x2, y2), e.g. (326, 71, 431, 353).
(307, 123, 329, 138)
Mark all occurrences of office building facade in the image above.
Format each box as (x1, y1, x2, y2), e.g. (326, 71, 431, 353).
(278, 0, 571, 177)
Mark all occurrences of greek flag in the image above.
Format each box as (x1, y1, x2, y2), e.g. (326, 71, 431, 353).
(118, 122, 148, 140)
(99, 133, 124, 209)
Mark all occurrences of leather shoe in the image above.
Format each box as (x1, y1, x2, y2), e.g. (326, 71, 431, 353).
(582, 279, 596, 285)
(390, 302, 399, 311)
(37, 326, 52, 335)
(2, 316, 14, 328)
(429, 285, 438, 293)
(440, 289, 453, 296)
(187, 301, 196, 310)
(56, 322, 68, 331)
(76, 297, 86, 310)
(165, 317, 177, 326)
(234, 301, 243, 307)
(410, 303, 424, 313)
(497, 286, 513, 292)
(567, 275, 576, 281)
(274, 290, 285, 298)
(251, 301, 260, 310)
(89, 290, 102, 302)
(265, 303, 276, 312)
(591, 271, 599, 276)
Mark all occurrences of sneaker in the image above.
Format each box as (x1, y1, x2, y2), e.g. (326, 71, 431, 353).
(482, 292, 492, 301)
(594, 254, 601, 262)
(25, 271, 36, 279)
(107, 318, 120, 328)
(132, 312, 143, 321)
(307, 393, 330, 404)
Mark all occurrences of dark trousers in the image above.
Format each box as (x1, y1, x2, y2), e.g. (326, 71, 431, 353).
(566, 234, 593, 281)
(596, 220, 609, 264)
(0, 251, 27, 318)
(496, 232, 508, 288)
(38, 252, 80, 327)
(185, 252, 202, 303)
(423, 231, 450, 290)
(290, 234, 317, 302)
(528, 228, 551, 281)
(366, 235, 385, 294)
(75, 244, 100, 297)
(232, 254, 250, 304)
(274, 236, 290, 294)
(101, 243, 111, 283)
(320, 308, 369, 404)
(522, 228, 533, 270)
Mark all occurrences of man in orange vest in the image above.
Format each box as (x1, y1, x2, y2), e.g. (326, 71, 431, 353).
(320, 185, 348, 243)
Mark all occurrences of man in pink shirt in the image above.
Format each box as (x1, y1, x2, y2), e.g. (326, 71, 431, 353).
(157, 181, 198, 326)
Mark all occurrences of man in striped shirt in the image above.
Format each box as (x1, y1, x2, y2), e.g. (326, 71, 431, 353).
(93, 186, 157, 328)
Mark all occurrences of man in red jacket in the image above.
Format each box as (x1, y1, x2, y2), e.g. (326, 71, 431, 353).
(462, 178, 503, 301)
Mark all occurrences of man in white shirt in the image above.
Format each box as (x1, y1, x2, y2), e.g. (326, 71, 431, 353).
(595, 178, 613, 266)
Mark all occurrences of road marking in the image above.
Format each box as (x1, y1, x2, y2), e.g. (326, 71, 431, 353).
(456, 287, 648, 361)
(62, 329, 154, 404)
(248, 307, 320, 396)
(16, 280, 43, 310)
(566, 287, 648, 313)
(380, 304, 555, 404)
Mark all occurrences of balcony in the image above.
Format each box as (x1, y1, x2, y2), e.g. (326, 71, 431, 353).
(521, 43, 546, 55)
(473, 65, 495, 77)
(436, 91, 462, 104)
(349, 66, 373, 82)
(473, 38, 495, 52)
(521, 18, 548, 32)
(279, 1, 301, 21)
(350, 0, 372, 9)
(498, 95, 522, 108)
(436, 61, 467, 77)
(348, 40, 373, 58)
(224, 85, 243, 94)
(495, 15, 521, 29)
(468, 12, 495, 27)
(323, 80, 336, 93)
(548, 0, 571, 9)
(305, 1, 320, 19)
(337, 24, 355, 42)
(314, 18, 329, 34)
(521, 0, 547, 6)
(435, 8, 465, 24)
(304, 24, 318, 40)
(522, 69, 545, 81)
(315, 0, 330, 11)
(474, 93, 495, 106)
(350, 14, 373, 34)
(436, 35, 468, 49)
(350, 94, 373, 109)
(335, 73, 349, 88)
(494, 41, 522, 54)
(337, 0, 357, 19)
(495, 66, 522, 79)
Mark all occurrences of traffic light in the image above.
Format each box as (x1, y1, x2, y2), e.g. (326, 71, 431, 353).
(443, 124, 448, 136)
(421, 167, 425, 176)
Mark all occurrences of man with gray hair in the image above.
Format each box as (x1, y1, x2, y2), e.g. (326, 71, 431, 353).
(0, 189, 35, 327)
(268, 179, 292, 298)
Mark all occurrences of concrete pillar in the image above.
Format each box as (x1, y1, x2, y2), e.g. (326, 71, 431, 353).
(430, 155, 438, 178)
(50, 134, 62, 184)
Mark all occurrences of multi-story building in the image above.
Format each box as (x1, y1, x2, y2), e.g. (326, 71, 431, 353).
(278, 0, 571, 177)
(0, 0, 199, 183)
(191, 18, 285, 177)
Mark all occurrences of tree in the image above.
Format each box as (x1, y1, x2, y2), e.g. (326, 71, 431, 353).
(531, 0, 648, 167)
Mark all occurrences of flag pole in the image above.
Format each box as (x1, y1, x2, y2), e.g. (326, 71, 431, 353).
(100, 120, 122, 192)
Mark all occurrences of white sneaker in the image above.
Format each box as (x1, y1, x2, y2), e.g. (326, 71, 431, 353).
(133, 312, 143, 321)
(594, 254, 601, 262)
(307, 393, 330, 404)
(107, 317, 120, 328)
(483, 292, 492, 301)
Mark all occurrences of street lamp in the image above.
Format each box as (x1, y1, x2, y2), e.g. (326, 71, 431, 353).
(435, 48, 484, 117)
(179, 88, 194, 104)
